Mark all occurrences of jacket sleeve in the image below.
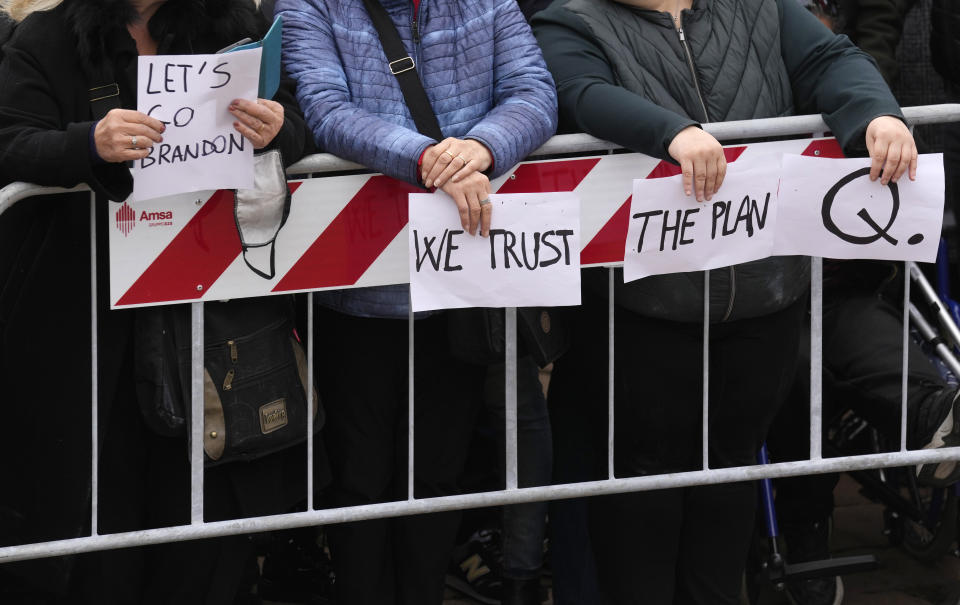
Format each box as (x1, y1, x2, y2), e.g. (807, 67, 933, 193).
(0, 31, 130, 199)
(531, 8, 697, 162)
(462, 0, 558, 178)
(276, 0, 434, 185)
(778, 0, 903, 153)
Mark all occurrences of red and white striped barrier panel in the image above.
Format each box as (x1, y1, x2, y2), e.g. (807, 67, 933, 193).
(109, 137, 843, 308)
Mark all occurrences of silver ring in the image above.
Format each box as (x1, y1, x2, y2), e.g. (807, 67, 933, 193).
(478, 198, 491, 206)
(131, 135, 138, 148)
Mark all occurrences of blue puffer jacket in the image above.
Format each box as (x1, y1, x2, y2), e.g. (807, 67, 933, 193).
(277, 0, 558, 318)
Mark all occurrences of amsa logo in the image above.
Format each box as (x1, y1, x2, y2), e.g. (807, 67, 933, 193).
(115, 202, 136, 236)
(115, 202, 175, 236)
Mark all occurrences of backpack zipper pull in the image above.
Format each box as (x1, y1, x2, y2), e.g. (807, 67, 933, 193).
(223, 368, 235, 391)
(228, 340, 238, 363)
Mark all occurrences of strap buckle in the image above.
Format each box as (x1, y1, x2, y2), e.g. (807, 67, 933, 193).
(89, 83, 120, 103)
(389, 56, 416, 75)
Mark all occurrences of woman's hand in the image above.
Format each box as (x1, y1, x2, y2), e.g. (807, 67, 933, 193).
(94, 108, 165, 163)
(865, 116, 918, 185)
(667, 126, 726, 202)
(422, 137, 493, 189)
(440, 171, 492, 237)
(230, 98, 284, 149)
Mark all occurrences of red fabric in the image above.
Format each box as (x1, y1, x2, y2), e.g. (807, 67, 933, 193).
(413, 0, 420, 15)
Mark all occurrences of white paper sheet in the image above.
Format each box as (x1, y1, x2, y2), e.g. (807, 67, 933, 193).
(623, 155, 782, 282)
(773, 154, 945, 262)
(409, 192, 582, 311)
(131, 49, 261, 202)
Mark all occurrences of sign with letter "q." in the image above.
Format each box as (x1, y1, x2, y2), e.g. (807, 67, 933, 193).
(408, 192, 581, 312)
(132, 48, 261, 202)
(773, 154, 944, 262)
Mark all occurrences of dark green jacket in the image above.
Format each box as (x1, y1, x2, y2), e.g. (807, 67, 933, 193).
(532, 0, 903, 322)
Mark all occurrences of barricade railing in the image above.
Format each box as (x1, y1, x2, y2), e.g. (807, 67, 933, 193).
(3, 104, 960, 564)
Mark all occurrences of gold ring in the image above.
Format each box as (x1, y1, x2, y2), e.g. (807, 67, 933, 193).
(131, 136, 138, 148)
(456, 155, 468, 165)
(257, 121, 264, 133)
(442, 150, 455, 159)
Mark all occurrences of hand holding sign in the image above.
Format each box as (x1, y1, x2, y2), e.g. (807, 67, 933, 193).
(439, 171, 492, 237)
(865, 116, 918, 185)
(667, 126, 727, 202)
(94, 109, 166, 163)
(229, 97, 283, 149)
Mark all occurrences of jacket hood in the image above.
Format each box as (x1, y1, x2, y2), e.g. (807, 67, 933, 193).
(65, 0, 258, 64)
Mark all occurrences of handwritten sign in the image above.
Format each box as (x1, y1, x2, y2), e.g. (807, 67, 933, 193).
(408, 192, 581, 312)
(132, 48, 261, 202)
(623, 155, 781, 282)
(773, 154, 945, 262)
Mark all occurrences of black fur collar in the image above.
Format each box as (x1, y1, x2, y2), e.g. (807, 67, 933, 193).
(65, 0, 257, 64)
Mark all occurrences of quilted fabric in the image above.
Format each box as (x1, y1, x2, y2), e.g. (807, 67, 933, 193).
(277, 0, 558, 185)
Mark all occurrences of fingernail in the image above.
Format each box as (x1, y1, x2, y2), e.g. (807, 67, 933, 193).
(234, 122, 240, 129)
(425, 180, 431, 188)
(160, 125, 166, 132)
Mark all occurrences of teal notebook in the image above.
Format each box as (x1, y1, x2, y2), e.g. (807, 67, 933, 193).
(226, 15, 283, 99)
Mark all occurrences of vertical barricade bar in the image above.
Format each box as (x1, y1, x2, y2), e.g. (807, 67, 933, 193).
(506, 307, 518, 490)
(702, 270, 710, 471)
(89, 193, 99, 537)
(307, 293, 315, 510)
(608, 268, 615, 479)
(408, 303, 415, 501)
(901, 263, 911, 452)
(810, 257, 824, 460)
(190, 302, 205, 524)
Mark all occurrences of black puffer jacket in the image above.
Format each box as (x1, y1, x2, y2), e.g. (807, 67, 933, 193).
(931, 0, 960, 84)
(0, 0, 312, 595)
(533, 0, 903, 322)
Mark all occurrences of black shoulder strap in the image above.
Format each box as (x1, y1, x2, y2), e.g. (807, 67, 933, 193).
(360, 0, 443, 140)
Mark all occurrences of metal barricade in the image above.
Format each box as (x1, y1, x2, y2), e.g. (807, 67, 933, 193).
(2, 104, 960, 563)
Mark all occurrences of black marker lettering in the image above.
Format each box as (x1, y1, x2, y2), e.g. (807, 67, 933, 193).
(632, 210, 664, 252)
(555, 229, 574, 265)
(520, 232, 541, 270)
(413, 229, 445, 272)
(443, 230, 463, 271)
(680, 208, 699, 245)
(211, 62, 232, 89)
(539, 230, 562, 267)
(146, 63, 161, 94)
(173, 106, 194, 127)
(711, 200, 726, 239)
(660, 209, 683, 251)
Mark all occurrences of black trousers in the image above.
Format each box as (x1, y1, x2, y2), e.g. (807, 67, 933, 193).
(572, 293, 805, 605)
(770, 292, 954, 525)
(314, 308, 485, 605)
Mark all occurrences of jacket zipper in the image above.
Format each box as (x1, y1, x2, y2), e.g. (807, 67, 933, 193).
(676, 24, 710, 123)
(678, 16, 737, 321)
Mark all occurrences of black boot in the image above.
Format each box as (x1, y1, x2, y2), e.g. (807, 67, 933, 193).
(501, 577, 542, 605)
